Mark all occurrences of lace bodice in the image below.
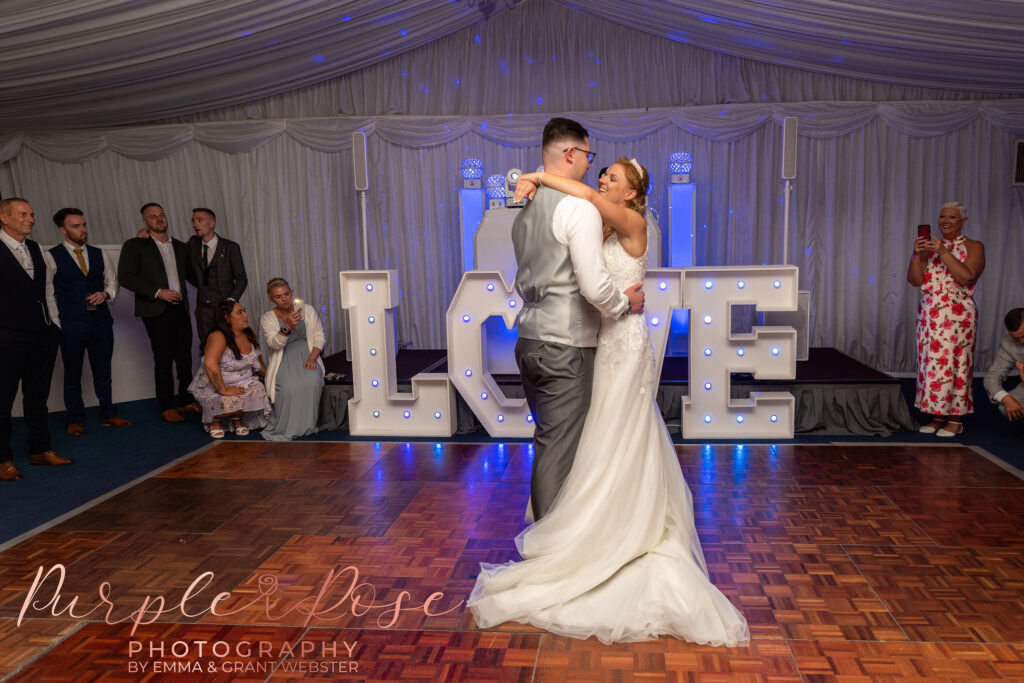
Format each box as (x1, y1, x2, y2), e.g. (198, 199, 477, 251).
(598, 233, 655, 394)
(603, 231, 646, 291)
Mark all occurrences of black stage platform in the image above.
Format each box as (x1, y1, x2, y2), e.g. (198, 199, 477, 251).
(319, 348, 918, 437)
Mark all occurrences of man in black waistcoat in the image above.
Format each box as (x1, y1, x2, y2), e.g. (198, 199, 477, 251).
(0, 198, 72, 482)
(47, 208, 133, 436)
(187, 208, 247, 351)
(117, 203, 199, 423)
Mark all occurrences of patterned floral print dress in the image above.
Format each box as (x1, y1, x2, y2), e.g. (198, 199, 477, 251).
(188, 346, 271, 429)
(914, 235, 977, 416)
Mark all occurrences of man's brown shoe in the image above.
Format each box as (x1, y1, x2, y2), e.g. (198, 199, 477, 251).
(178, 402, 202, 414)
(66, 423, 85, 436)
(30, 450, 73, 466)
(162, 409, 185, 423)
(0, 461, 22, 481)
(102, 416, 133, 428)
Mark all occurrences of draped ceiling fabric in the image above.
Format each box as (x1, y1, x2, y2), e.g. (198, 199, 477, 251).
(1, 0, 1023, 374)
(1, 0, 1023, 128)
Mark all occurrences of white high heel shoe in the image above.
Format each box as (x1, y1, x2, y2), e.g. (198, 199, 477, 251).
(936, 421, 964, 437)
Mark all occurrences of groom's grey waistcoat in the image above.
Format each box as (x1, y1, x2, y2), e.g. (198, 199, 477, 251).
(512, 187, 600, 347)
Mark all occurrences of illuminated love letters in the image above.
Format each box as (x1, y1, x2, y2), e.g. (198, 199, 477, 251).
(339, 271, 456, 436)
(680, 266, 797, 438)
(446, 271, 531, 437)
(342, 266, 799, 438)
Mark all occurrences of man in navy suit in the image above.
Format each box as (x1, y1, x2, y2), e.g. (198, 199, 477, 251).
(117, 203, 200, 423)
(0, 198, 72, 481)
(47, 208, 133, 436)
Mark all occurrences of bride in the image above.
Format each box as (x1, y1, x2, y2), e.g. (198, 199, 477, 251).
(467, 159, 750, 646)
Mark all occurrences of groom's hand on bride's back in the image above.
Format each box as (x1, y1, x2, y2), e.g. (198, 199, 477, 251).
(624, 282, 644, 314)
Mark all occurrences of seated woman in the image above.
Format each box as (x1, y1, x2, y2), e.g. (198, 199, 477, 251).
(187, 299, 271, 438)
(259, 278, 325, 441)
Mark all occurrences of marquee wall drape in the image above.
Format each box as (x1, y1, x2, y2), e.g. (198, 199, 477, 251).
(3, 99, 1022, 373)
(2, 1, 1022, 375)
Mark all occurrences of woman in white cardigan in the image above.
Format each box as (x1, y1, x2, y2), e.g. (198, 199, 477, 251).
(259, 278, 325, 440)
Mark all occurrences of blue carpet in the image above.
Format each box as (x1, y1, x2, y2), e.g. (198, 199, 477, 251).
(1, 398, 214, 545)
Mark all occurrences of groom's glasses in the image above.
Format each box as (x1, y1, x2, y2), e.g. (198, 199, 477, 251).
(565, 146, 596, 163)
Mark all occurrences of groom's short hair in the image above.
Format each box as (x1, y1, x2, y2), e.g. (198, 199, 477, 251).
(542, 117, 588, 149)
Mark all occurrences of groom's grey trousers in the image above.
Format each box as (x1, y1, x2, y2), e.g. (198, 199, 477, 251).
(516, 337, 595, 520)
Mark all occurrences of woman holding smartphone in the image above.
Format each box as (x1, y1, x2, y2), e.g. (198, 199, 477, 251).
(260, 277, 325, 440)
(907, 202, 985, 436)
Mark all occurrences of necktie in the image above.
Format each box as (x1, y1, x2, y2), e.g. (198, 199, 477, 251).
(203, 244, 209, 268)
(18, 244, 32, 273)
(73, 247, 88, 275)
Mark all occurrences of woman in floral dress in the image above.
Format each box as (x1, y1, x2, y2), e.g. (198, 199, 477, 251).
(188, 299, 271, 437)
(907, 202, 985, 436)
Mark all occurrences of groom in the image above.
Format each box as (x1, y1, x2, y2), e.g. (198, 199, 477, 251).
(513, 117, 644, 520)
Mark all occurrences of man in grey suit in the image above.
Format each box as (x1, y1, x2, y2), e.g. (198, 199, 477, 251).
(118, 203, 198, 423)
(186, 208, 247, 350)
(984, 307, 1024, 422)
(512, 117, 644, 520)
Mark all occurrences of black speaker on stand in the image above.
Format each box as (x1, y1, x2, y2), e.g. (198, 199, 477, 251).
(781, 117, 798, 264)
(353, 131, 369, 268)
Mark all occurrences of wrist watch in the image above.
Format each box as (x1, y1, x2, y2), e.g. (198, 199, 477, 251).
(279, 326, 292, 336)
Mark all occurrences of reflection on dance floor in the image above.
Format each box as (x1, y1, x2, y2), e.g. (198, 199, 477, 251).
(2, 441, 1023, 679)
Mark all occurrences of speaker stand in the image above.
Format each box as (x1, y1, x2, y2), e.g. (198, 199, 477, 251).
(359, 189, 369, 269)
(783, 178, 792, 265)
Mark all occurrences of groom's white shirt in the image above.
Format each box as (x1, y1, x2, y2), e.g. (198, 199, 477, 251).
(514, 189, 628, 347)
(553, 197, 628, 336)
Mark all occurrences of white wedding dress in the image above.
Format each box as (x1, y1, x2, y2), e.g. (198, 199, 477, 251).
(468, 233, 750, 646)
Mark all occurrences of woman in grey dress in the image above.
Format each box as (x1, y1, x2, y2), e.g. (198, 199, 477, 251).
(259, 278, 325, 440)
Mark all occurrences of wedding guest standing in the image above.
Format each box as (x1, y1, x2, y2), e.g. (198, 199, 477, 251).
(186, 208, 247, 351)
(117, 203, 200, 423)
(47, 208, 132, 435)
(0, 198, 70, 481)
(907, 201, 985, 437)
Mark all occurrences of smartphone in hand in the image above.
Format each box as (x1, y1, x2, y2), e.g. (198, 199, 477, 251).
(917, 224, 931, 241)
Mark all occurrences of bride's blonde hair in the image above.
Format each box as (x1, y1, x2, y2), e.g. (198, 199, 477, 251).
(604, 157, 650, 239)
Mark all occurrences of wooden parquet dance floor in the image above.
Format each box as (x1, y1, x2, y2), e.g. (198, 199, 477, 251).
(2, 441, 1024, 681)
